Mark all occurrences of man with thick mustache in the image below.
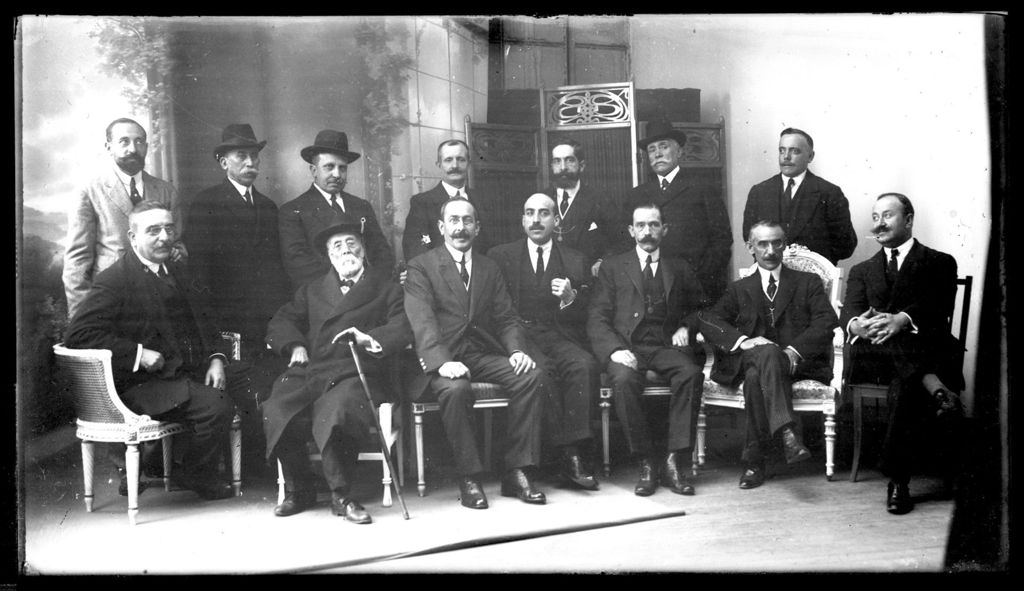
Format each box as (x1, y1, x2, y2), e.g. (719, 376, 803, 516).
(624, 120, 732, 303)
(64, 117, 186, 319)
(64, 201, 236, 501)
(742, 128, 857, 265)
(404, 198, 547, 510)
(263, 221, 412, 523)
(542, 139, 620, 276)
(588, 202, 707, 497)
(186, 124, 291, 480)
(280, 129, 394, 290)
(841, 193, 965, 515)
(700, 220, 838, 489)
(402, 139, 490, 262)
(489, 193, 601, 491)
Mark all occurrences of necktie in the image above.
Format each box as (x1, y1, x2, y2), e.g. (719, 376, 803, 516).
(643, 254, 655, 281)
(244, 189, 253, 206)
(781, 177, 795, 222)
(330, 195, 344, 214)
(535, 246, 545, 282)
(455, 189, 464, 199)
(459, 254, 470, 288)
(767, 275, 777, 300)
(660, 178, 670, 192)
(157, 265, 167, 279)
(559, 190, 569, 217)
(783, 177, 795, 201)
(886, 248, 900, 284)
(129, 177, 142, 205)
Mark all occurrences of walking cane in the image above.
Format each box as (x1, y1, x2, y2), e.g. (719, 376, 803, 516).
(345, 335, 410, 520)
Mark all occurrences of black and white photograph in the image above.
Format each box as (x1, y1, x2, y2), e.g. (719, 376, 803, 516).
(13, 13, 1009, 575)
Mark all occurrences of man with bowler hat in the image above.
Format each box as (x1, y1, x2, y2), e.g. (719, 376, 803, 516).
(186, 123, 291, 480)
(279, 129, 394, 289)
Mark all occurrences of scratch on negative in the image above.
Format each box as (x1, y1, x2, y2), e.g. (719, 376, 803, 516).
(58, 509, 70, 527)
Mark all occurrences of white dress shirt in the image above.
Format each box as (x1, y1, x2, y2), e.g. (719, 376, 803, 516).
(227, 177, 254, 203)
(445, 243, 472, 286)
(781, 170, 807, 197)
(657, 166, 680, 188)
(113, 166, 144, 199)
(635, 245, 660, 275)
(441, 181, 468, 199)
(554, 180, 580, 216)
(313, 182, 344, 211)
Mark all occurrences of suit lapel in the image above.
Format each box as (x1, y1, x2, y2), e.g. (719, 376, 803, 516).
(508, 240, 526, 298)
(104, 170, 135, 218)
(438, 248, 471, 314)
(320, 267, 378, 320)
(306, 185, 336, 229)
(661, 257, 675, 298)
(772, 266, 796, 323)
(788, 173, 821, 238)
(126, 250, 178, 349)
(625, 253, 644, 297)
(889, 240, 923, 307)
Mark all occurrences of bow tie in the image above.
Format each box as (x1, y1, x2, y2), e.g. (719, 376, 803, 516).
(340, 279, 355, 289)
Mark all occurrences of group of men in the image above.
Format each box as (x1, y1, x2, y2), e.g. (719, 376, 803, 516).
(60, 116, 964, 524)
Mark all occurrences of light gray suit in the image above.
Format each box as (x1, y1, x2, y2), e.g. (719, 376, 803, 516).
(63, 167, 180, 318)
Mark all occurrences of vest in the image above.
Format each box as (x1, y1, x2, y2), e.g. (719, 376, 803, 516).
(632, 263, 668, 346)
(149, 270, 204, 371)
(517, 247, 562, 324)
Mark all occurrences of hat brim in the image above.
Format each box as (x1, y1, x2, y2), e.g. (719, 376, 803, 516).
(638, 131, 688, 151)
(315, 222, 364, 254)
(301, 146, 362, 164)
(214, 140, 267, 159)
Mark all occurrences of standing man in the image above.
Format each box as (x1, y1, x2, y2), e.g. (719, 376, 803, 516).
(700, 220, 838, 489)
(64, 117, 185, 319)
(186, 123, 291, 480)
(489, 193, 601, 491)
(402, 139, 490, 262)
(263, 221, 412, 523)
(588, 202, 707, 497)
(63, 201, 235, 501)
(404, 198, 547, 509)
(279, 129, 394, 289)
(543, 139, 620, 276)
(841, 193, 965, 515)
(625, 120, 732, 303)
(743, 128, 857, 265)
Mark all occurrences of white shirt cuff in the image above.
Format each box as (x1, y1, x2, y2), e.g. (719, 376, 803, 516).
(899, 312, 919, 334)
(133, 344, 143, 372)
(730, 336, 747, 352)
(558, 290, 578, 310)
(785, 345, 803, 360)
(365, 337, 383, 354)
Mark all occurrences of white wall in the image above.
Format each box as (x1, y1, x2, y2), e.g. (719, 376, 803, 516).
(631, 13, 991, 409)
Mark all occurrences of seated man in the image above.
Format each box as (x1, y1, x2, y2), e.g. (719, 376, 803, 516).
(587, 202, 707, 497)
(841, 193, 965, 515)
(489, 193, 601, 490)
(700, 220, 839, 489)
(404, 198, 547, 509)
(262, 220, 412, 523)
(64, 200, 235, 500)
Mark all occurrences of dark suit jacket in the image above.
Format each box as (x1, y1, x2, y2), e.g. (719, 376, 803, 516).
(543, 183, 620, 267)
(279, 185, 394, 289)
(743, 171, 857, 265)
(700, 266, 838, 385)
(186, 179, 290, 353)
(402, 182, 490, 262)
(840, 240, 962, 388)
(403, 245, 527, 398)
(263, 266, 412, 454)
(625, 173, 732, 301)
(587, 250, 707, 363)
(64, 248, 227, 416)
(488, 238, 592, 347)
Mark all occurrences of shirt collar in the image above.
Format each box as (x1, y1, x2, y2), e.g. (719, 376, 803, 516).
(658, 166, 680, 186)
(555, 180, 581, 199)
(441, 181, 467, 198)
(136, 251, 164, 275)
(528, 239, 553, 256)
(782, 170, 808, 192)
(227, 177, 253, 198)
(883, 236, 916, 258)
(635, 245, 660, 265)
(113, 166, 143, 194)
(758, 265, 782, 290)
(312, 182, 336, 201)
(338, 266, 365, 285)
(445, 242, 472, 264)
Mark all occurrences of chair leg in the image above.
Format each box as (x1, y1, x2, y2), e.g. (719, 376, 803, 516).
(695, 401, 708, 473)
(126, 443, 140, 526)
(824, 410, 836, 481)
(276, 459, 286, 506)
(162, 436, 173, 492)
(230, 414, 242, 496)
(600, 398, 611, 477)
(415, 410, 426, 497)
(482, 409, 493, 472)
(380, 453, 393, 508)
(850, 388, 863, 482)
(81, 441, 94, 512)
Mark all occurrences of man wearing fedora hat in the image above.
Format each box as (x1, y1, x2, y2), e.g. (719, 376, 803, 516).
(625, 119, 733, 303)
(263, 221, 412, 522)
(186, 123, 291, 480)
(279, 129, 394, 290)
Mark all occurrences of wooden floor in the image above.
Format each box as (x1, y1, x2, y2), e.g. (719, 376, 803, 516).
(18, 416, 961, 574)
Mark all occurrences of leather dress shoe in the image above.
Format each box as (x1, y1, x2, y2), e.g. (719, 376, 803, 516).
(331, 495, 372, 524)
(781, 426, 812, 464)
(886, 480, 913, 515)
(560, 454, 599, 490)
(634, 458, 658, 496)
(662, 452, 695, 495)
(179, 475, 233, 501)
(739, 463, 766, 489)
(500, 468, 546, 505)
(458, 477, 489, 509)
(274, 490, 317, 517)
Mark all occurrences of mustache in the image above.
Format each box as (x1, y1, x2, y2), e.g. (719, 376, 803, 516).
(528, 224, 545, 231)
(638, 236, 658, 244)
(451, 231, 471, 239)
(445, 168, 465, 175)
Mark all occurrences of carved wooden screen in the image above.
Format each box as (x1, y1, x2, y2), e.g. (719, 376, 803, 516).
(465, 116, 542, 249)
(541, 82, 639, 208)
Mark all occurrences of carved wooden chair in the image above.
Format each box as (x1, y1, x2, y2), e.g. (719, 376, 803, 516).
(53, 342, 243, 526)
(695, 246, 844, 480)
(846, 276, 973, 482)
